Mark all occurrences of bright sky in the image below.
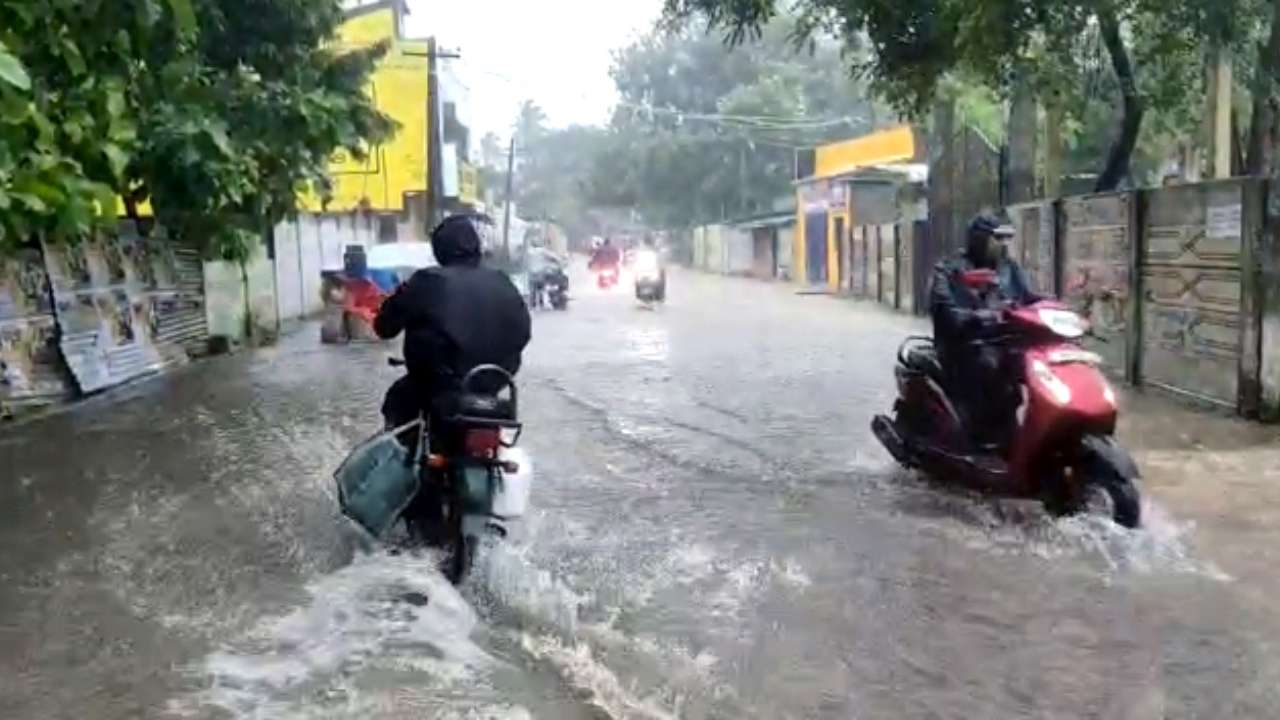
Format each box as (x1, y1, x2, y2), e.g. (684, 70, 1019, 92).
(404, 0, 662, 140)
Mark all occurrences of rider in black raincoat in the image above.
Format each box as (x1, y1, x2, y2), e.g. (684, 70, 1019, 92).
(376, 215, 532, 429)
(930, 213, 1040, 447)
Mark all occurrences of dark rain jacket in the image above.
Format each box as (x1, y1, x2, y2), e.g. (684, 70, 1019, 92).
(374, 263, 531, 393)
(929, 254, 1040, 360)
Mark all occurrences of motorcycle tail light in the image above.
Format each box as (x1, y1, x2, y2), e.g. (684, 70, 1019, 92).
(465, 428, 502, 458)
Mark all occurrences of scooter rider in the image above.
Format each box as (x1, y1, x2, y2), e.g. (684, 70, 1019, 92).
(590, 237, 621, 271)
(929, 213, 1040, 447)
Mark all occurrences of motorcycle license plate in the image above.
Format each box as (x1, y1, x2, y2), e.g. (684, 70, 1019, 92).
(455, 465, 494, 514)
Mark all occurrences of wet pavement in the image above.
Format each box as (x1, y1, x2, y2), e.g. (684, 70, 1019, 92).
(3, 266, 1280, 719)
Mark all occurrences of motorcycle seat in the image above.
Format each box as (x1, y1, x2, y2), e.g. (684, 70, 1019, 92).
(904, 347, 946, 384)
(433, 392, 518, 426)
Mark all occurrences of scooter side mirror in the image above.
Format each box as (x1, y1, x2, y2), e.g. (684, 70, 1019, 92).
(961, 268, 999, 289)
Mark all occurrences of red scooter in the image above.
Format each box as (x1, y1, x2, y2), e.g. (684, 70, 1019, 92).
(871, 269, 1142, 527)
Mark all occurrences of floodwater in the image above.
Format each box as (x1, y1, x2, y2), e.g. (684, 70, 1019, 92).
(2, 267, 1279, 719)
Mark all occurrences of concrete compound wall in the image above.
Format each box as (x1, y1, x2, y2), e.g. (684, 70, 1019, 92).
(203, 236, 277, 343)
(1004, 178, 1270, 418)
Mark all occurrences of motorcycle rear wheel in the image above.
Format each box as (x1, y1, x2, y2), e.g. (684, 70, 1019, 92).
(444, 533, 478, 585)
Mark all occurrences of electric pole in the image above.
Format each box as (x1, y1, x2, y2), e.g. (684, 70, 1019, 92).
(424, 39, 461, 234)
(501, 135, 516, 266)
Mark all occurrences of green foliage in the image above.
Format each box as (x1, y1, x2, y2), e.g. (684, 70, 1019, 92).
(585, 20, 885, 228)
(0, 1, 156, 252)
(664, 0, 1266, 187)
(131, 0, 396, 260)
(0, 0, 393, 258)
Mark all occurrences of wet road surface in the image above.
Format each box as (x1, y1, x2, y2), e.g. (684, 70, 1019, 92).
(3, 267, 1280, 719)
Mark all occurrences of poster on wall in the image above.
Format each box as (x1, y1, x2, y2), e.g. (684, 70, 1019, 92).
(43, 233, 167, 394)
(0, 249, 72, 409)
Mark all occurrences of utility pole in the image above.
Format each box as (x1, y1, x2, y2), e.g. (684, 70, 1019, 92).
(501, 135, 516, 266)
(424, 39, 462, 234)
(425, 37, 442, 233)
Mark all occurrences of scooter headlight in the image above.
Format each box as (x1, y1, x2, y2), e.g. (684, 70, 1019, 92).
(1102, 381, 1117, 406)
(1038, 308, 1088, 339)
(1031, 359, 1072, 405)
(635, 250, 661, 280)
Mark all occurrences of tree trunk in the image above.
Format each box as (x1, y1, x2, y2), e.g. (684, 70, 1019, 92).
(240, 259, 252, 344)
(1246, 0, 1280, 176)
(1007, 75, 1038, 204)
(1094, 7, 1145, 192)
(1044, 96, 1064, 198)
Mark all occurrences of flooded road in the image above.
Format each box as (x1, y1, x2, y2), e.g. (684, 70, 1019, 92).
(3, 267, 1280, 719)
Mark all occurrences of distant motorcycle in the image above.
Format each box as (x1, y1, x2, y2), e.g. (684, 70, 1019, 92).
(530, 269, 570, 310)
(337, 362, 533, 584)
(871, 268, 1142, 528)
(633, 249, 665, 304)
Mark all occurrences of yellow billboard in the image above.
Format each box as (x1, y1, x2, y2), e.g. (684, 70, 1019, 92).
(300, 3, 428, 213)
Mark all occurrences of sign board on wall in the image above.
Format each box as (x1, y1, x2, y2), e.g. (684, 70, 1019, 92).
(41, 228, 200, 394)
(0, 249, 72, 409)
(799, 180, 848, 212)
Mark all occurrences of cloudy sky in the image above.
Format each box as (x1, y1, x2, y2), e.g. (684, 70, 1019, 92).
(403, 0, 663, 139)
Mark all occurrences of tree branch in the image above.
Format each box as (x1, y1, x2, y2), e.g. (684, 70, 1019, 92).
(1094, 5, 1144, 192)
(1246, 0, 1280, 176)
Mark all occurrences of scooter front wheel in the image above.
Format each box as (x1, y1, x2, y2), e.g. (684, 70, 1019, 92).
(1078, 474, 1141, 528)
(1052, 436, 1142, 528)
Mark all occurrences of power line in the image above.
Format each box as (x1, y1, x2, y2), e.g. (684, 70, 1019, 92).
(456, 58, 865, 134)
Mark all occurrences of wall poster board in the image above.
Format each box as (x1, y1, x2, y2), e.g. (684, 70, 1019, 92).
(0, 248, 72, 410)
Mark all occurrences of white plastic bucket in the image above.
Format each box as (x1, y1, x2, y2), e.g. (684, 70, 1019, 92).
(491, 446, 533, 519)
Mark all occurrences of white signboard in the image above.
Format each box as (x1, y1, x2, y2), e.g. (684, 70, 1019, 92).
(1207, 203, 1242, 240)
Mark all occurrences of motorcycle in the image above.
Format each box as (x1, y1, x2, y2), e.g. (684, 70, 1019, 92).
(530, 269, 570, 310)
(633, 249, 666, 304)
(595, 264, 620, 290)
(870, 269, 1142, 528)
(336, 361, 533, 584)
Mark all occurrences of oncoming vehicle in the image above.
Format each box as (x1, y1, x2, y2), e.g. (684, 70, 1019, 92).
(634, 247, 665, 304)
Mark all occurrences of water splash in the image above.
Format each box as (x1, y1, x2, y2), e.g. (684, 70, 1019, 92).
(906, 483, 1230, 580)
(170, 552, 493, 719)
(519, 633, 678, 720)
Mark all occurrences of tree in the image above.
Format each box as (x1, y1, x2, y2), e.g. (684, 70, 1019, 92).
(0, 0, 165, 253)
(596, 19, 885, 227)
(129, 0, 394, 262)
(663, 0, 1216, 191)
(0, 0, 393, 274)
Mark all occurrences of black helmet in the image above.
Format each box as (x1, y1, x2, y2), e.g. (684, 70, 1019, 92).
(967, 213, 1012, 242)
(966, 213, 1013, 267)
(431, 215, 482, 266)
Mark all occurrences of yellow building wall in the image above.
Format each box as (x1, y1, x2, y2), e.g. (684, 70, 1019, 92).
(299, 7, 429, 213)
